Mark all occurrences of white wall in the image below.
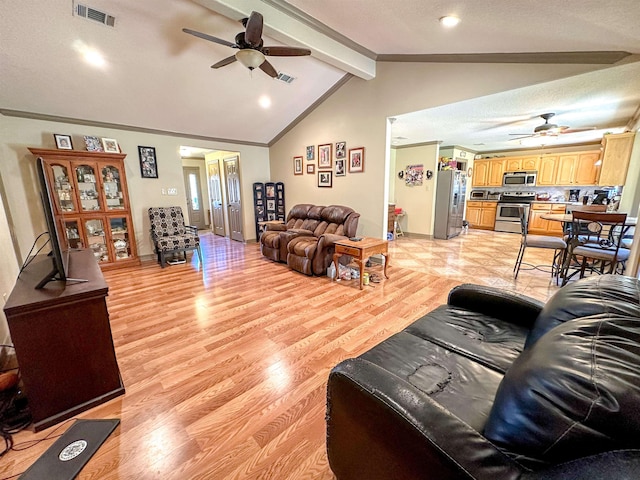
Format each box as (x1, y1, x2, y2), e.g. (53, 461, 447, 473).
(0, 177, 19, 346)
(269, 61, 610, 238)
(393, 144, 440, 235)
(0, 113, 270, 266)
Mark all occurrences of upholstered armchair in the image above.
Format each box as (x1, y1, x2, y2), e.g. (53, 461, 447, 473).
(260, 204, 322, 262)
(287, 205, 360, 276)
(148, 206, 203, 268)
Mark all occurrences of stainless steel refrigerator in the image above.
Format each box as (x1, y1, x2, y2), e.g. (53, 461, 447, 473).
(434, 169, 467, 239)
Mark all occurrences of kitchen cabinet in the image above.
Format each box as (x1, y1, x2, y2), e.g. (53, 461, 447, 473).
(471, 160, 490, 186)
(504, 156, 539, 172)
(598, 132, 636, 186)
(555, 152, 599, 185)
(537, 156, 559, 186)
(466, 201, 497, 230)
(487, 160, 505, 186)
(528, 203, 566, 236)
(29, 148, 140, 270)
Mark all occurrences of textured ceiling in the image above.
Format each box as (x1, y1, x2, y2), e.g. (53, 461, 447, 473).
(1, 0, 639, 151)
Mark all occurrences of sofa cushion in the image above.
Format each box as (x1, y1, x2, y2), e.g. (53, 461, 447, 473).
(360, 331, 504, 432)
(405, 305, 529, 373)
(484, 311, 640, 464)
(525, 275, 640, 349)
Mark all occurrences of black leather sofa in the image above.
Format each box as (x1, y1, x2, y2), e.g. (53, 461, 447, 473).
(326, 275, 640, 479)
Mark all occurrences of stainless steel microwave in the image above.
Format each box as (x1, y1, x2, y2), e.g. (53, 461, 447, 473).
(470, 190, 487, 200)
(503, 171, 537, 187)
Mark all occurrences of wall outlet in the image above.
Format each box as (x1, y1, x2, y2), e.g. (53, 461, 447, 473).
(161, 188, 167, 195)
(168, 188, 178, 196)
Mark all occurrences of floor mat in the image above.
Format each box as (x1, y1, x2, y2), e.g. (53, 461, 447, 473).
(20, 419, 120, 480)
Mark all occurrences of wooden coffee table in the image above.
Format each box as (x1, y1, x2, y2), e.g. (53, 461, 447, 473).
(333, 237, 389, 290)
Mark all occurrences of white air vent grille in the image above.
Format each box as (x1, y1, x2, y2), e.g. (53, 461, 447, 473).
(74, 2, 115, 27)
(276, 73, 295, 84)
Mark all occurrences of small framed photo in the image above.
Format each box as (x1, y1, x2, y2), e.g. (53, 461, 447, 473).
(318, 143, 332, 169)
(138, 146, 158, 178)
(349, 147, 365, 173)
(307, 163, 315, 174)
(318, 171, 333, 188)
(306, 145, 314, 161)
(335, 158, 346, 177)
(293, 156, 303, 175)
(102, 138, 120, 153)
(84, 135, 103, 152)
(54, 134, 73, 150)
(335, 141, 346, 159)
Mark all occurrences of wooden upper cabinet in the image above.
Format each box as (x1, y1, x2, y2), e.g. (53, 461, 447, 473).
(555, 154, 577, 185)
(487, 160, 505, 186)
(598, 132, 636, 186)
(574, 152, 600, 185)
(472, 159, 490, 186)
(504, 156, 539, 172)
(521, 156, 539, 171)
(537, 156, 559, 185)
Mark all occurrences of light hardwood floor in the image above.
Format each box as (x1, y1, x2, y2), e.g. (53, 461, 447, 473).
(2, 229, 561, 479)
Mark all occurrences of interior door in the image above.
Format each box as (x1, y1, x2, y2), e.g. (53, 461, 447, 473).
(183, 167, 206, 230)
(224, 156, 244, 242)
(208, 162, 225, 236)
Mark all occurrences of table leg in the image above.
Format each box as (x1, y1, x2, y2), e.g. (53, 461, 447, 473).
(356, 257, 364, 290)
(332, 253, 341, 282)
(381, 253, 389, 279)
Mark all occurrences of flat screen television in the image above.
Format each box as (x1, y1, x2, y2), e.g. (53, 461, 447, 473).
(34, 157, 69, 289)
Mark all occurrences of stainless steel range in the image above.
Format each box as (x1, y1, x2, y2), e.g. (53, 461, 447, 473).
(495, 192, 536, 233)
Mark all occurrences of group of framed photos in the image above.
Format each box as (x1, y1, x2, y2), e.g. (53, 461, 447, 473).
(54, 133, 121, 154)
(53, 133, 158, 179)
(295, 141, 365, 188)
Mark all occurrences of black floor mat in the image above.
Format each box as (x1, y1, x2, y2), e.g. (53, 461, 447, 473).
(20, 419, 120, 480)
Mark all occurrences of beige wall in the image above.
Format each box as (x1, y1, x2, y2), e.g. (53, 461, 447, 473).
(0, 179, 19, 345)
(393, 144, 440, 235)
(0, 114, 270, 260)
(269, 61, 609, 238)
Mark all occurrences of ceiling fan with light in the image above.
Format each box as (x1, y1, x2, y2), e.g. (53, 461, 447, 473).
(182, 11, 311, 78)
(509, 113, 596, 140)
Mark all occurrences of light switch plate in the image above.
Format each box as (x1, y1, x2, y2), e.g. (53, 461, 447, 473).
(168, 188, 178, 195)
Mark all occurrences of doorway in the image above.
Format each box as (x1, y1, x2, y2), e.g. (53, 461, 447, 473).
(183, 167, 207, 230)
(208, 161, 225, 236)
(224, 156, 244, 242)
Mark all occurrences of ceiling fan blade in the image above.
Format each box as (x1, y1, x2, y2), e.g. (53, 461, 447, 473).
(244, 11, 263, 47)
(259, 60, 278, 78)
(182, 28, 236, 48)
(561, 127, 598, 133)
(509, 135, 535, 141)
(262, 46, 311, 57)
(211, 55, 237, 69)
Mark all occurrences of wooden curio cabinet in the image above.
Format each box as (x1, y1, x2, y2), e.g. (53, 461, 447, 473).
(29, 148, 140, 270)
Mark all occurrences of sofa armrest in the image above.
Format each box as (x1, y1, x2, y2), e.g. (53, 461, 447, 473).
(265, 223, 287, 231)
(448, 284, 544, 328)
(327, 358, 523, 480)
(319, 233, 348, 245)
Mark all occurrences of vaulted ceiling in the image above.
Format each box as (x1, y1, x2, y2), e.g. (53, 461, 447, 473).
(1, 0, 639, 151)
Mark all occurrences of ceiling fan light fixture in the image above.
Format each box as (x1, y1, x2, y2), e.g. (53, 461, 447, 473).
(236, 49, 265, 70)
(439, 15, 461, 27)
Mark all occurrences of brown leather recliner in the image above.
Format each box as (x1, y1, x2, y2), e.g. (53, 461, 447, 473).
(260, 204, 322, 262)
(287, 205, 360, 276)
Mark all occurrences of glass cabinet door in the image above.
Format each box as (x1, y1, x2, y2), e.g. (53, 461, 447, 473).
(84, 218, 109, 262)
(62, 219, 84, 249)
(101, 164, 126, 210)
(48, 163, 77, 213)
(108, 217, 132, 260)
(75, 164, 102, 212)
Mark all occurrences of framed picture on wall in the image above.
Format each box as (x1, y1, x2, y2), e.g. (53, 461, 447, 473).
(349, 147, 365, 173)
(102, 138, 120, 153)
(335, 158, 346, 177)
(307, 163, 315, 174)
(318, 144, 332, 169)
(318, 171, 333, 188)
(293, 156, 303, 175)
(138, 146, 158, 178)
(306, 145, 314, 160)
(54, 134, 73, 150)
(335, 141, 346, 159)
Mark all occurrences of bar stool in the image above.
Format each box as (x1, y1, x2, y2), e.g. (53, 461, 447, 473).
(395, 212, 405, 237)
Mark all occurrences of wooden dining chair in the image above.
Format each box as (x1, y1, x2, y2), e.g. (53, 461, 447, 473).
(562, 211, 629, 285)
(514, 207, 566, 282)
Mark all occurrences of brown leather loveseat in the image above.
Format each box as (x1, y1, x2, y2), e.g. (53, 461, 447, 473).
(260, 204, 360, 276)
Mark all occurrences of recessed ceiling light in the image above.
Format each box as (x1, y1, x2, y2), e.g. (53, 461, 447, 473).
(439, 16, 461, 27)
(259, 95, 271, 109)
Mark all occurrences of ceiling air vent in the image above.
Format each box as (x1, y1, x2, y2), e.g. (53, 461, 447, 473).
(74, 2, 116, 27)
(276, 73, 295, 84)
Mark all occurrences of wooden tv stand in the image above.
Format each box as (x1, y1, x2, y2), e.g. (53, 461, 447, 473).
(3, 249, 125, 431)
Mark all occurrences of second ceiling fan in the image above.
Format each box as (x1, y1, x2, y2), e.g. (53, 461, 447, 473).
(509, 113, 596, 140)
(182, 11, 311, 78)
